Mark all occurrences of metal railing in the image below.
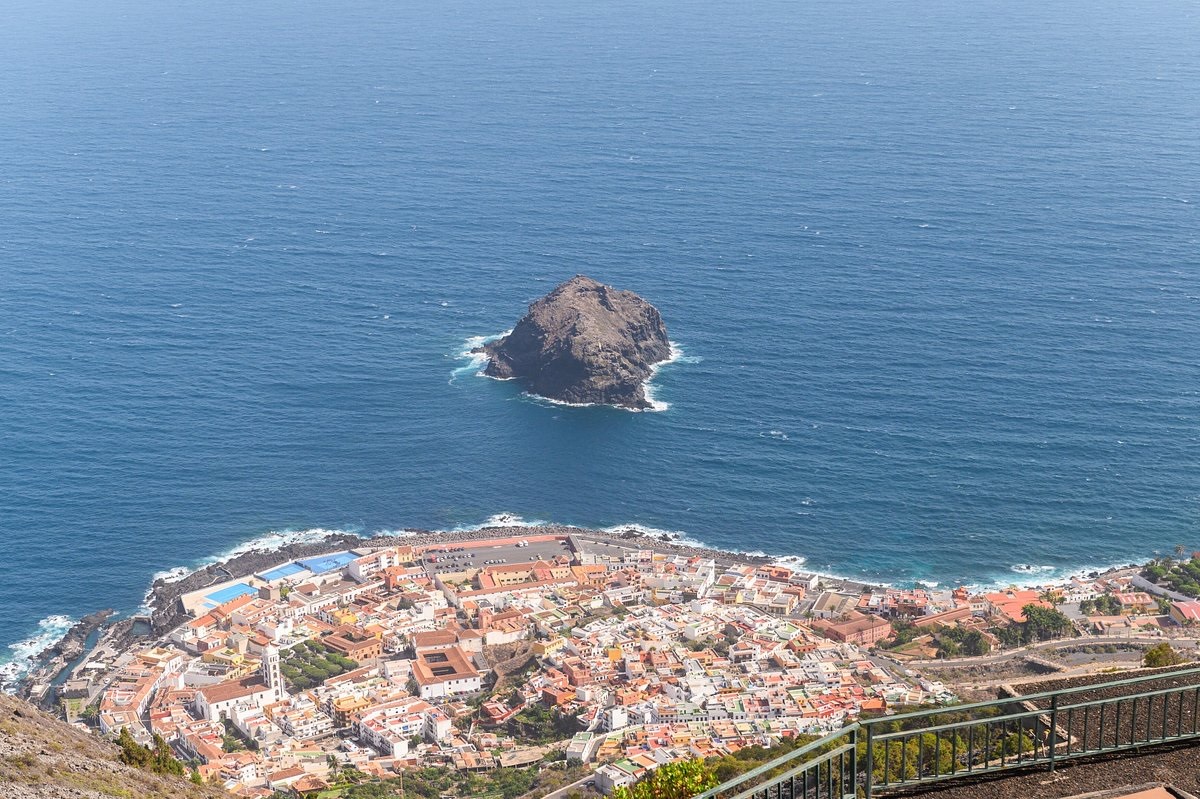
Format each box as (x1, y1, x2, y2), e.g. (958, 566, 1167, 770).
(692, 666, 1200, 799)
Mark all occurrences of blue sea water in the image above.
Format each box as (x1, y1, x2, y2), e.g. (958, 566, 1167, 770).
(2, 0, 1200, 678)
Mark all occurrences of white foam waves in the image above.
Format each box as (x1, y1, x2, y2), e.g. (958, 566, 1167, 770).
(455, 335, 693, 413)
(641, 341, 690, 412)
(1010, 564, 1056, 575)
(450, 513, 550, 532)
(202, 527, 353, 566)
(980, 560, 1136, 592)
(150, 565, 192, 584)
(369, 528, 420, 539)
(1, 614, 76, 693)
(599, 522, 802, 564)
(521, 394, 602, 410)
(451, 330, 512, 383)
(142, 527, 358, 606)
(141, 526, 361, 612)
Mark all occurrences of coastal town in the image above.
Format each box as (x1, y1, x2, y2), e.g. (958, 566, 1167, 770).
(26, 529, 1200, 798)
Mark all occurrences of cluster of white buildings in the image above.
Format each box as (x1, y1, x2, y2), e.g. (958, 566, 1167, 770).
(81, 535, 940, 796)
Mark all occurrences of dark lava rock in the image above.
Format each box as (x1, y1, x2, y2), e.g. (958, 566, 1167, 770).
(479, 275, 672, 410)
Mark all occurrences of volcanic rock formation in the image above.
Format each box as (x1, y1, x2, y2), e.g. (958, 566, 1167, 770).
(479, 275, 672, 410)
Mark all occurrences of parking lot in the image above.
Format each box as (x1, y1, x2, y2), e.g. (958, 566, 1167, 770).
(419, 537, 573, 575)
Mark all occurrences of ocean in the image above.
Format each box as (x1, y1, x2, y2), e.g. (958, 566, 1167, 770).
(2, 0, 1199, 683)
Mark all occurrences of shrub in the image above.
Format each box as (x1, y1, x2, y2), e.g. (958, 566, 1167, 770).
(1144, 642, 1186, 668)
(612, 759, 718, 799)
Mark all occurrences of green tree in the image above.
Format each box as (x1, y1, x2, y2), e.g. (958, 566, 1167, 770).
(1020, 605, 1073, 642)
(612, 759, 719, 799)
(961, 630, 991, 656)
(1142, 565, 1168, 582)
(116, 727, 150, 769)
(994, 625, 1024, 649)
(116, 728, 186, 776)
(993, 730, 1036, 759)
(1144, 642, 1186, 668)
(935, 638, 960, 659)
(151, 734, 184, 776)
(882, 618, 918, 649)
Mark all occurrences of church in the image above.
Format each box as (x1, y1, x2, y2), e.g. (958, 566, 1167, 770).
(194, 645, 285, 722)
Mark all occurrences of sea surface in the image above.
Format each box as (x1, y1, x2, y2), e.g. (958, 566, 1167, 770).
(2, 0, 1199, 683)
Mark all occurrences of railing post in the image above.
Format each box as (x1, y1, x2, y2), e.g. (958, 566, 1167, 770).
(864, 724, 874, 799)
(848, 726, 858, 799)
(1048, 693, 1059, 772)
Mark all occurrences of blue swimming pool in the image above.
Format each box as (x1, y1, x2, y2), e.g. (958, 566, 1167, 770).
(258, 562, 307, 581)
(205, 583, 258, 605)
(296, 552, 356, 574)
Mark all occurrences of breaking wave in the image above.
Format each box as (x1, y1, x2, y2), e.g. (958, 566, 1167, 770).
(1, 614, 76, 693)
(1010, 564, 1056, 575)
(455, 336, 692, 413)
(641, 341, 688, 412)
(450, 331, 512, 383)
(599, 522, 803, 565)
(449, 513, 550, 531)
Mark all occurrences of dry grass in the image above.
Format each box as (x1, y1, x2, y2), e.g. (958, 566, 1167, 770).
(0, 691, 228, 799)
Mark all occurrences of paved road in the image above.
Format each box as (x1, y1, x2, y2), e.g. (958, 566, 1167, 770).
(541, 774, 596, 799)
(909, 635, 1200, 668)
(1132, 574, 1193, 602)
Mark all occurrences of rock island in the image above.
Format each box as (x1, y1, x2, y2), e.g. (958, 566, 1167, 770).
(479, 276, 672, 410)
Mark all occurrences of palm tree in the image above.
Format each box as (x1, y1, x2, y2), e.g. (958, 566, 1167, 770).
(326, 754, 340, 781)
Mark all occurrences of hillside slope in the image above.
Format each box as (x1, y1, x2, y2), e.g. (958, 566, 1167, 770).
(0, 691, 227, 799)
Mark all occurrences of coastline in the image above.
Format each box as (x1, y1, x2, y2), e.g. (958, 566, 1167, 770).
(14, 610, 114, 703)
(143, 524, 782, 631)
(9, 523, 792, 698)
(9, 519, 1152, 699)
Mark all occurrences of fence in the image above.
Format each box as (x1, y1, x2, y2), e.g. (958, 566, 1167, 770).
(692, 666, 1200, 799)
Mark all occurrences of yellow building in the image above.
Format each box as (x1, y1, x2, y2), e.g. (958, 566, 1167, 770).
(532, 637, 567, 657)
(202, 648, 245, 668)
(331, 694, 372, 727)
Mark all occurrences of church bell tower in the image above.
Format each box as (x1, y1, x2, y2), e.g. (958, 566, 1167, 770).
(261, 645, 285, 700)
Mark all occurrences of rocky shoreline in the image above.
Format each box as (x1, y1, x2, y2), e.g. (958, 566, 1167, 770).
(148, 524, 781, 620)
(14, 519, 1151, 701)
(145, 531, 367, 634)
(18, 609, 113, 703)
(146, 524, 780, 632)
